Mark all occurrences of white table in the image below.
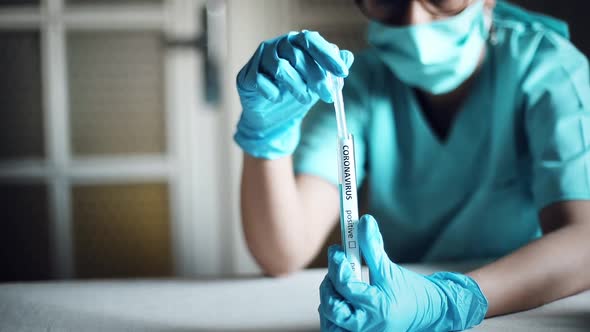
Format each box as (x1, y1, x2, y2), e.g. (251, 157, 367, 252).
(1, 265, 588, 331)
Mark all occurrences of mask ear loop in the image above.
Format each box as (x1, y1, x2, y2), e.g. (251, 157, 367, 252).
(484, 5, 497, 45)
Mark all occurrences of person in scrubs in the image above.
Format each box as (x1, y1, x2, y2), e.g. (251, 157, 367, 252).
(234, 0, 590, 330)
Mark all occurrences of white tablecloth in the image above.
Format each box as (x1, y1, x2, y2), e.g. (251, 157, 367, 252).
(1, 265, 588, 331)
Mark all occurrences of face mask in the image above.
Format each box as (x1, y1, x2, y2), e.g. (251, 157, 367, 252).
(367, 0, 490, 95)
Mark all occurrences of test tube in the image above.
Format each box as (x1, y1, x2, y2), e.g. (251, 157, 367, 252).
(328, 72, 363, 281)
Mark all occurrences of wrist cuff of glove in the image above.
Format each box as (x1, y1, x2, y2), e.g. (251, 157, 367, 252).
(234, 117, 302, 160)
(428, 271, 489, 331)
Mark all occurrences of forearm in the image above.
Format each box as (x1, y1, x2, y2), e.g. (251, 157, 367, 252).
(241, 154, 338, 275)
(468, 223, 590, 317)
(241, 154, 307, 274)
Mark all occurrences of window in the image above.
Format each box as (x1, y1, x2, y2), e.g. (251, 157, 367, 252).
(0, 0, 217, 280)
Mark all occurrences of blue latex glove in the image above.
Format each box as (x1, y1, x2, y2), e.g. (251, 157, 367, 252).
(319, 215, 488, 332)
(234, 30, 354, 159)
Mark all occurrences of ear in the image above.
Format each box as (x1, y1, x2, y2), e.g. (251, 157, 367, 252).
(484, 0, 496, 10)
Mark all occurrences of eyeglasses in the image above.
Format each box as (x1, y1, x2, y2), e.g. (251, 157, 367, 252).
(355, 0, 472, 24)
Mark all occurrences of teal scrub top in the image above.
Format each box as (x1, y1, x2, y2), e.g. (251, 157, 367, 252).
(293, 3, 590, 263)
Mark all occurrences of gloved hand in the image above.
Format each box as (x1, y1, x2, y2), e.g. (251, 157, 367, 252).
(319, 215, 488, 332)
(234, 30, 354, 159)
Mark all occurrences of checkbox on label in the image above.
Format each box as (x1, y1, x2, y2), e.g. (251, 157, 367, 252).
(349, 241, 356, 249)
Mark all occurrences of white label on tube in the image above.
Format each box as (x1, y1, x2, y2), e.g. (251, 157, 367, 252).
(338, 135, 362, 281)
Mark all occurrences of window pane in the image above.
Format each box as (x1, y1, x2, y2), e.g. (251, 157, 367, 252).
(72, 183, 173, 278)
(0, 31, 45, 161)
(68, 31, 166, 156)
(0, 184, 51, 282)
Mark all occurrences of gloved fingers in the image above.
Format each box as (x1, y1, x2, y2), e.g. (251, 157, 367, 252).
(278, 34, 333, 103)
(255, 72, 281, 102)
(327, 245, 376, 305)
(320, 275, 353, 317)
(236, 44, 264, 93)
(290, 30, 350, 77)
(237, 41, 281, 102)
(319, 311, 349, 332)
(274, 58, 313, 104)
(319, 276, 351, 332)
(358, 214, 391, 286)
(340, 50, 354, 69)
(320, 275, 365, 331)
(256, 39, 312, 104)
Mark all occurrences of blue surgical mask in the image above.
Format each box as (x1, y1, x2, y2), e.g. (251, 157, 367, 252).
(367, 0, 490, 95)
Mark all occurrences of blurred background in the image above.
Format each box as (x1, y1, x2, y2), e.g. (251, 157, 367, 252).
(0, 0, 588, 282)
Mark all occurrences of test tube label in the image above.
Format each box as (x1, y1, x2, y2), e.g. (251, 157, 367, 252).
(338, 135, 362, 281)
